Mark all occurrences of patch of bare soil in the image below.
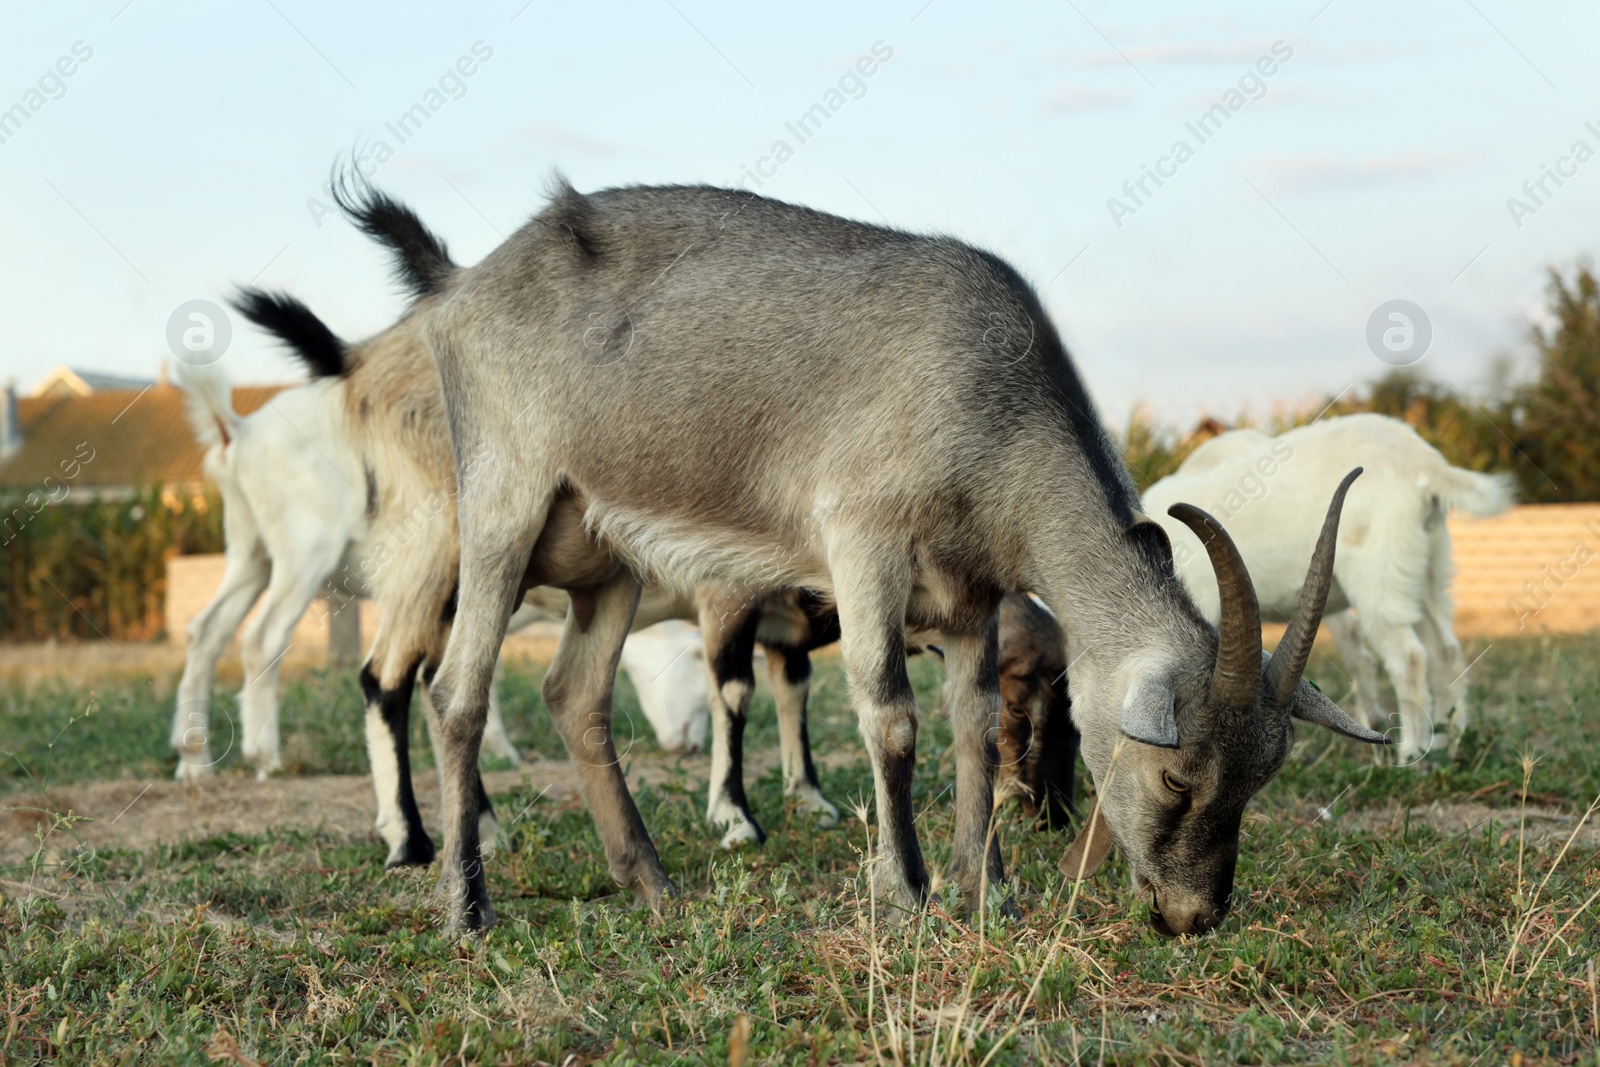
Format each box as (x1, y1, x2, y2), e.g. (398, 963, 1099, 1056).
(1340, 801, 1600, 848)
(0, 754, 718, 868)
(0, 630, 567, 688)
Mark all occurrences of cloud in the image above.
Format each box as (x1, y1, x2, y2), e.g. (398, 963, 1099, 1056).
(1100, 17, 1243, 43)
(389, 154, 438, 173)
(1077, 41, 1275, 67)
(517, 123, 616, 157)
(1254, 152, 1480, 193)
(1077, 38, 1422, 70)
(1334, 41, 1425, 63)
(916, 60, 977, 80)
(1173, 85, 1318, 112)
(1042, 83, 1134, 115)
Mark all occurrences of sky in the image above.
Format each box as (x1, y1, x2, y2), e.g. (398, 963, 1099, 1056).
(3, 0, 1599, 430)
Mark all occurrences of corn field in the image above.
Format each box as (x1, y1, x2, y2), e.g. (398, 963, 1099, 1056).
(0, 486, 222, 643)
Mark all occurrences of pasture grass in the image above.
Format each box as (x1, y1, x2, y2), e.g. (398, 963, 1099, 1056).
(2, 636, 1599, 1064)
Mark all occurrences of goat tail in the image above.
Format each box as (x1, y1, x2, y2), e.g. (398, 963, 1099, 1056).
(1430, 464, 1516, 519)
(175, 361, 239, 451)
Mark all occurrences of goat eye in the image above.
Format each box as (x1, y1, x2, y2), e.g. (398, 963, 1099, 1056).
(1161, 770, 1190, 794)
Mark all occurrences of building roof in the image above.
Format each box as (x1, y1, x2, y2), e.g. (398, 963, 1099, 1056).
(0, 384, 287, 494)
(31, 366, 157, 398)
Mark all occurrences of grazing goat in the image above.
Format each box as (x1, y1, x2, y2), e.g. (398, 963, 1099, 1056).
(410, 179, 1385, 935)
(1141, 414, 1514, 762)
(217, 194, 841, 860)
(191, 295, 714, 868)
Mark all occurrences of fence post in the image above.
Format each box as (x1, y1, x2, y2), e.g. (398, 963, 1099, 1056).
(327, 596, 362, 668)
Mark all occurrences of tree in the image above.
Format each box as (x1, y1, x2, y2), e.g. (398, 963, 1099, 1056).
(1511, 263, 1600, 502)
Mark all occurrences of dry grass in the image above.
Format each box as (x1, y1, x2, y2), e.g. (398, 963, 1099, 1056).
(2, 635, 1598, 1063)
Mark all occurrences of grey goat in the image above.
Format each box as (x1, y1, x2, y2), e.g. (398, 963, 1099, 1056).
(410, 181, 1385, 935)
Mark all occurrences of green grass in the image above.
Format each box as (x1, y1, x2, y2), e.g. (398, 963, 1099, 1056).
(3, 638, 1599, 1064)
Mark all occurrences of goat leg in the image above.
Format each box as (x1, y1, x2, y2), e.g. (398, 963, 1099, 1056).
(942, 620, 1011, 916)
(361, 658, 435, 868)
(542, 573, 675, 905)
(699, 589, 766, 846)
(763, 642, 839, 828)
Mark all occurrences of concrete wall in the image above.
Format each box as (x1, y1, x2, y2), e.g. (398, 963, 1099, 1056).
(1448, 503, 1600, 637)
(164, 503, 1600, 655)
(164, 554, 565, 665)
(164, 554, 379, 662)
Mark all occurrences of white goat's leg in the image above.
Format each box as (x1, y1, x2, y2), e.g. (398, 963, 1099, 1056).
(762, 642, 838, 828)
(1365, 619, 1434, 765)
(1325, 611, 1383, 731)
(171, 552, 268, 780)
(830, 550, 927, 912)
(941, 620, 1008, 915)
(698, 593, 765, 847)
(481, 653, 522, 764)
(1420, 507, 1469, 748)
(1417, 612, 1469, 753)
(237, 570, 327, 780)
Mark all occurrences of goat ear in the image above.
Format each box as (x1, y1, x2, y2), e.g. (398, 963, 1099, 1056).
(1127, 512, 1175, 579)
(1288, 678, 1388, 744)
(1059, 805, 1115, 880)
(1120, 678, 1179, 748)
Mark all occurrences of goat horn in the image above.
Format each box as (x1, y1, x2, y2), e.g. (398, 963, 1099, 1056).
(1166, 503, 1261, 710)
(1265, 467, 1363, 704)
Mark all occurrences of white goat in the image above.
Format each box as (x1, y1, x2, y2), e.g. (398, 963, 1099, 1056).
(1141, 413, 1514, 762)
(171, 361, 524, 780)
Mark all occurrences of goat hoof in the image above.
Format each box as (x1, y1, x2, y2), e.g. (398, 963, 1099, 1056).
(717, 819, 766, 848)
(809, 800, 841, 830)
(385, 835, 437, 870)
(635, 875, 678, 913)
(868, 863, 930, 915)
(482, 744, 522, 767)
(477, 811, 501, 860)
(173, 758, 214, 783)
(437, 872, 496, 935)
(787, 789, 840, 829)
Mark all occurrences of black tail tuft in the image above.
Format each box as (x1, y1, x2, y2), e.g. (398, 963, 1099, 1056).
(330, 165, 457, 299)
(231, 288, 347, 379)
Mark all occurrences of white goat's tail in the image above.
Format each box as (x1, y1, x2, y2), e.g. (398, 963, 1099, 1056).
(175, 362, 239, 452)
(1430, 464, 1516, 519)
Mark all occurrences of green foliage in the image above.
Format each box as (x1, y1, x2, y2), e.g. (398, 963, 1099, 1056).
(1513, 264, 1600, 502)
(1122, 263, 1600, 502)
(0, 486, 222, 642)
